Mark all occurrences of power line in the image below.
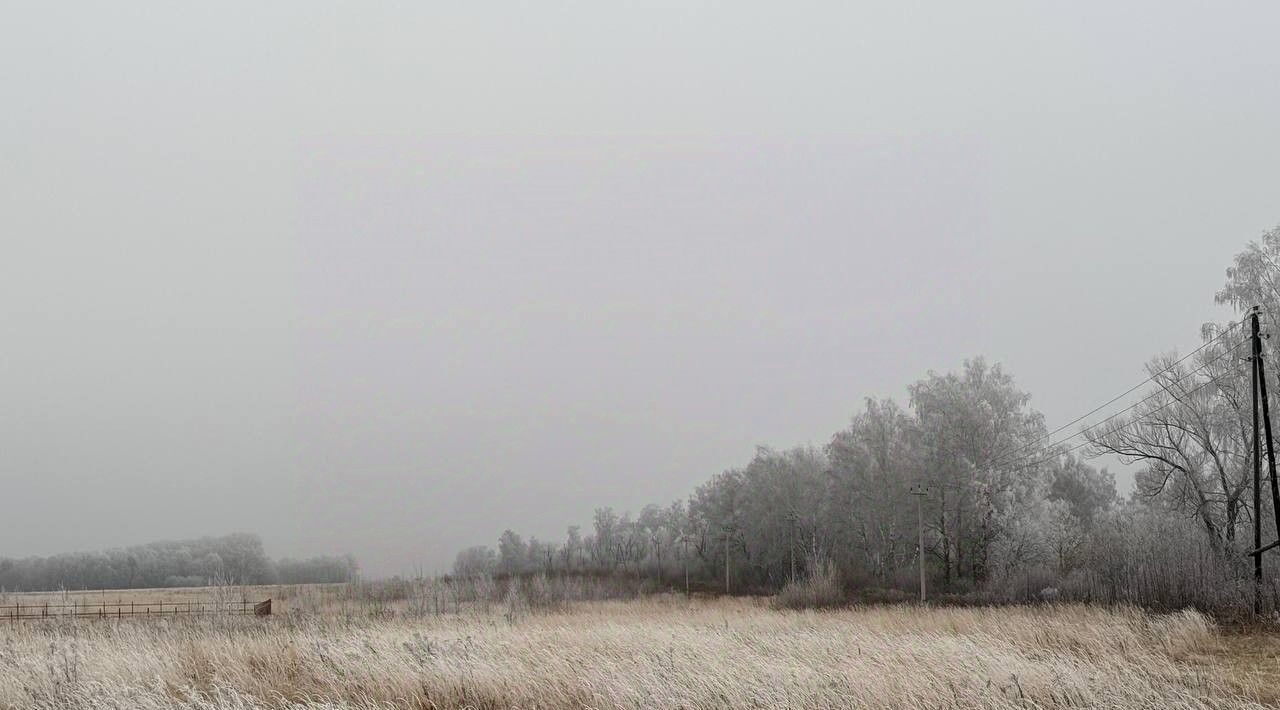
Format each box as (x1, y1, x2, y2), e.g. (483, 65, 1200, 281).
(994, 349, 1250, 475)
(984, 316, 1248, 470)
(924, 332, 1250, 484)
(993, 334, 1249, 471)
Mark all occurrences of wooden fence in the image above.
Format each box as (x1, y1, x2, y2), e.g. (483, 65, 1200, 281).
(0, 598, 271, 621)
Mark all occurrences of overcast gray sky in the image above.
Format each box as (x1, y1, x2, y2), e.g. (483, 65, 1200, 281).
(2, 2, 1277, 576)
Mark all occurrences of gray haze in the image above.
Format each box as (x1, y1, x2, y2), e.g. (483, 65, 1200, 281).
(2, 3, 1276, 576)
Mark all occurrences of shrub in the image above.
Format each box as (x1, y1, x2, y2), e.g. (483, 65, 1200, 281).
(772, 553, 843, 610)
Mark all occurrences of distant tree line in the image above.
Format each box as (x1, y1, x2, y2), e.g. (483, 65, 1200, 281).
(456, 229, 1280, 612)
(457, 366, 1119, 597)
(0, 533, 358, 591)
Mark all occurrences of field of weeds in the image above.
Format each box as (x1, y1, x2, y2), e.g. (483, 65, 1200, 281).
(1, 590, 1278, 709)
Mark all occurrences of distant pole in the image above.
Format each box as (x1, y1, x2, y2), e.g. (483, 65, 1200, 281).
(1254, 309, 1263, 615)
(910, 485, 928, 603)
(724, 527, 731, 595)
(1255, 308, 1280, 548)
(683, 537, 690, 596)
(788, 511, 797, 584)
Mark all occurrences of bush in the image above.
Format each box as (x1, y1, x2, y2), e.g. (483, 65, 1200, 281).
(772, 554, 843, 610)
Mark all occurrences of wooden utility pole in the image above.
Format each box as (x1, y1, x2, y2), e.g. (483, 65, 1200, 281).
(1255, 308, 1280, 548)
(1254, 309, 1263, 615)
(679, 534, 690, 596)
(787, 510, 798, 584)
(723, 526, 734, 595)
(910, 484, 928, 603)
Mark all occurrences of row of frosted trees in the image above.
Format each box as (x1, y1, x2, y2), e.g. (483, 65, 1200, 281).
(0, 533, 358, 591)
(459, 360, 1119, 597)
(458, 230, 1280, 610)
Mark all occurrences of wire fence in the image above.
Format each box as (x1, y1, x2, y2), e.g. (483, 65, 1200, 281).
(0, 598, 271, 621)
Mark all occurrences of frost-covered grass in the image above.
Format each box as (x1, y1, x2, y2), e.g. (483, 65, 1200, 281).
(0, 593, 1273, 709)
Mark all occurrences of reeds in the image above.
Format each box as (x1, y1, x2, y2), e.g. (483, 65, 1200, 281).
(0, 594, 1268, 709)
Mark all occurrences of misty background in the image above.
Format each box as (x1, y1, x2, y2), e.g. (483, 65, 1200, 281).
(2, 2, 1277, 577)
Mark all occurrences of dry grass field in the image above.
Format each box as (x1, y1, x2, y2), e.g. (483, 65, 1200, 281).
(2, 586, 1280, 709)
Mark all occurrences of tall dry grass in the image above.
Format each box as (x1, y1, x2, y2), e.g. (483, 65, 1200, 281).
(0, 590, 1273, 709)
(772, 553, 843, 610)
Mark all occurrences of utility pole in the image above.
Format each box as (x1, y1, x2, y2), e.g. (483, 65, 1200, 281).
(787, 510, 798, 584)
(677, 534, 690, 596)
(1255, 307, 1280, 548)
(723, 525, 734, 595)
(910, 484, 928, 603)
(1254, 308, 1263, 615)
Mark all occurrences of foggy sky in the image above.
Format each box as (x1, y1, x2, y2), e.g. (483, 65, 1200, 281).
(3, 2, 1277, 576)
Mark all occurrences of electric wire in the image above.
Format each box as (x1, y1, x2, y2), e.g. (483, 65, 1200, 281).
(984, 315, 1249, 470)
(986, 317, 1251, 472)
(993, 340, 1250, 475)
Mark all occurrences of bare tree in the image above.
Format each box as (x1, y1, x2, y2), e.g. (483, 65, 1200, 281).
(1086, 337, 1250, 557)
